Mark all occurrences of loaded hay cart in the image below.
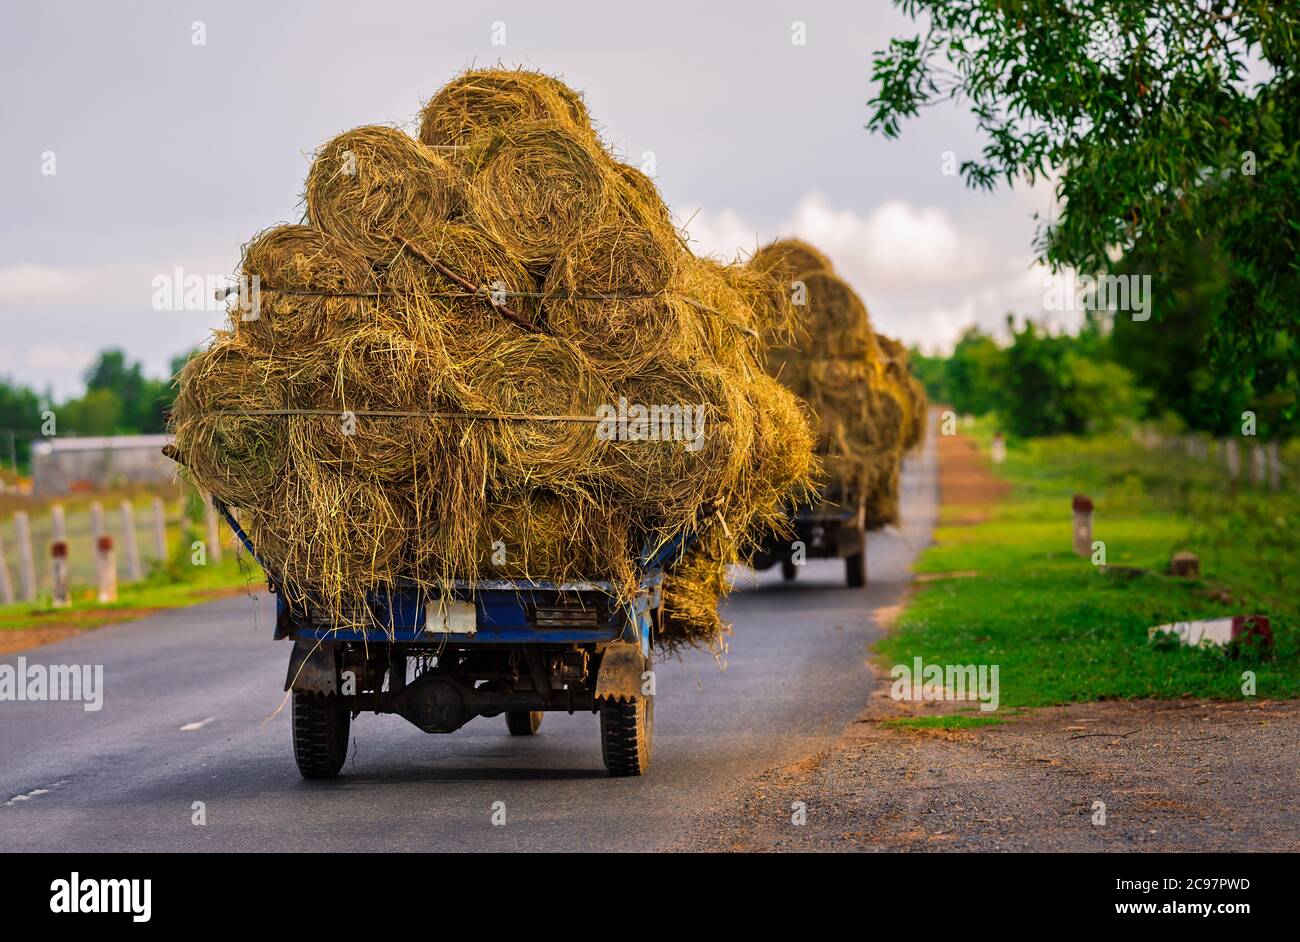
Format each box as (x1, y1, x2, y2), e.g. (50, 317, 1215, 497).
(750, 484, 867, 588)
(216, 501, 691, 779)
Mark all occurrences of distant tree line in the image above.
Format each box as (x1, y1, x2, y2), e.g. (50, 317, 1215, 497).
(910, 230, 1296, 440)
(0, 349, 195, 469)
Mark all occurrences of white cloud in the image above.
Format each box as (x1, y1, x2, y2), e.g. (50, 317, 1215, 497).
(683, 192, 1083, 352)
(0, 264, 84, 304)
(26, 345, 95, 372)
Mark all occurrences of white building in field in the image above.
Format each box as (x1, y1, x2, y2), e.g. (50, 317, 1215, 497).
(31, 435, 176, 496)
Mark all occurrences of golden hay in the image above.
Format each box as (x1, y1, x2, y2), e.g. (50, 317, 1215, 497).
(454, 332, 611, 491)
(749, 238, 834, 282)
(543, 221, 684, 377)
(379, 222, 543, 346)
(597, 362, 757, 545)
(234, 225, 377, 351)
(419, 68, 595, 149)
(462, 120, 609, 264)
(306, 125, 459, 258)
(170, 70, 824, 651)
(479, 491, 634, 591)
(170, 334, 293, 508)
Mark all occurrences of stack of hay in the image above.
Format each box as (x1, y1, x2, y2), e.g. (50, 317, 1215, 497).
(169, 68, 817, 654)
(748, 239, 925, 528)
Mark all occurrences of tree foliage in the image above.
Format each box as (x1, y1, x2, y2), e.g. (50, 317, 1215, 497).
(869, 0, 1299, 409)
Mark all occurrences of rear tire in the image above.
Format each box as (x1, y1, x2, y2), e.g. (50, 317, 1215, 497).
(292, 692, 350, 779)
(781, 558, 798, 581)
(506, 710, 544, 735)
(845, 547, 866, 587)
(600, 696, 653, 777)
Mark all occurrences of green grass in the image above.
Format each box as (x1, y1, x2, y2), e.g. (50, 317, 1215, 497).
(880, 422, 1300, 707)
(0, 553, 263, 633)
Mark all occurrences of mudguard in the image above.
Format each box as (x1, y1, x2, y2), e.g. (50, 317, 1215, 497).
(595, 642, 645, 703)
(284, 640, 338, 694)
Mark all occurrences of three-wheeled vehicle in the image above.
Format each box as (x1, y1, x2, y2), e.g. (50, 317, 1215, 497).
(216, 501, 690, 779)
(750, 484, 867, 587)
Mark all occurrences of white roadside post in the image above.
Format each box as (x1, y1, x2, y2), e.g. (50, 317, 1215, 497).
(151, 497, 168, 561)
(204, 500, 223, 565)
(1266, 441, 1281, 492)
(1072, 494, 1094, 558)
(991, 433, 1006, 465)
(120, 500, 143, 582)
(51, 538, 70, 608)
(0, 524, 14, 605)
(1224, 439, 1239, 480)
(96, 534, 117, 603)
(14, 511, 37, 602)
(1250, 443, 1266, 486)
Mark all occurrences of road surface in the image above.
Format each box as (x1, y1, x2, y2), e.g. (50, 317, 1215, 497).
(0, 436, 936, 852)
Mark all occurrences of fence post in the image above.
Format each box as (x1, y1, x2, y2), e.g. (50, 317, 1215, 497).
(1266, 441, 1281, 492)
(204, 500, 223, 564)
(51, 539, 70, 608)
(90, 501, 105, 540)
(1224, 439, 1239, 480)
(1250, 443, 1266, 486)
(14, 511, 36, 602)
(0, 524, 14, 605)
(1072, 495, 1094, 558)
(120, 500, 143, 582)
(95, 534, 117, 603)
(151, 497, 167, 560)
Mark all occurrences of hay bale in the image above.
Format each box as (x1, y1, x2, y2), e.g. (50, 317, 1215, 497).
(750, 238, 834, 282)
(171, 334, 293, 508)
(170, 69, 823, 650)
(306, 125, 459, 258)
(463, 120, 609, 265)
(456, 333, 611, 491)
(543, 220, 684, 377)
(378, 222, 542, 344)
(234, 225, 377, 351)
(600, 361, 755, 533)
(480, 491, 634, 592)
(419, 68, 594, 149)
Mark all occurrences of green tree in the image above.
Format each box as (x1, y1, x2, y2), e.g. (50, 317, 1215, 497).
(59, 388, 124, 436)
(869, 0, 1300, 410)
(946, 327, 1005, 417)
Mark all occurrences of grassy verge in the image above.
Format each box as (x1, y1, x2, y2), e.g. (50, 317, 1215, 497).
(0, 554, 263, 636)
(879, 422, 1300, 707)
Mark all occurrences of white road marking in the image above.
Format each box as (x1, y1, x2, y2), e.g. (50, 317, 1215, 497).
(3, 781, 68, 808)
(180, 717, 215, 731)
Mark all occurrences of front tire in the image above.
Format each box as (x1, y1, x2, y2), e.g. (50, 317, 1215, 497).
(506, 710, 544, 735)
(292, 692, 350, 779)
(781, 558, 798, 581)
(600, 696, 653, 776)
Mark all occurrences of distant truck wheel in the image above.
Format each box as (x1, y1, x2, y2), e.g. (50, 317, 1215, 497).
(506, 710, 544, 735)
(600, 696, 653, 777)
(292, 691, 350, 779)
(845, 548, 866, 587)
(781, 558, 798, 581)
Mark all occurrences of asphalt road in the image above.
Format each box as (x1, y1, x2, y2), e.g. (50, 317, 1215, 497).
(0, 435, 936, 852)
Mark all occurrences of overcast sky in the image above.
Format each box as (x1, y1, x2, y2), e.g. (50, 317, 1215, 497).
(1, 0, 1076, 398)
